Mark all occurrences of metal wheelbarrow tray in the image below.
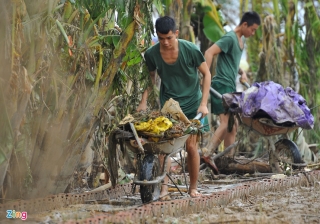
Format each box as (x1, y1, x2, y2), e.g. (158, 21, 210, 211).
(241, 116, 299, 136)
(124, 134, 190, 154)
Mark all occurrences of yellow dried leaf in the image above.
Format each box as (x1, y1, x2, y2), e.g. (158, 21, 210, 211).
(134, 116, 173, 134)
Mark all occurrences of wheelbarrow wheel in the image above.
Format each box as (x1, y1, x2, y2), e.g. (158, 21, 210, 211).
(274, 139, 304, 170)
(140, 154, 161, 203)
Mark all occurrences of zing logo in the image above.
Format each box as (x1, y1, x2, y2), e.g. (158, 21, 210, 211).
(6, 210, 27, 220)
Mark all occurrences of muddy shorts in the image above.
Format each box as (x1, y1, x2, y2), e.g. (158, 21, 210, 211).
(210, 82, 235, 115)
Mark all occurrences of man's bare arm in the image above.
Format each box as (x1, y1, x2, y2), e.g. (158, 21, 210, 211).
(204, 44, 221, 69)
(197, 61, 212, 117)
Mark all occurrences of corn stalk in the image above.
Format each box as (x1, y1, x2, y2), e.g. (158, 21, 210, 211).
(299, 0, 320, 144)
(246, 0, 263, 74)
(1, 0, 154, 200)
(180, 0, 195, 42)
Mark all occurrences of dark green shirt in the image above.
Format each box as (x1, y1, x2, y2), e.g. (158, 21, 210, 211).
(144, 39, 205, 118)
(212, 31, 243, 90)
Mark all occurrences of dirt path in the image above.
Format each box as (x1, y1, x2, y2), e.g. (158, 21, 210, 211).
(162, 185, 320, 224)
(13, 171, 319, 224)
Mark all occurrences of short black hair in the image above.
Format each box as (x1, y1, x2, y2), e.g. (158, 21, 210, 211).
(155, 16, 177, 34)
(240, 11, 261, 27)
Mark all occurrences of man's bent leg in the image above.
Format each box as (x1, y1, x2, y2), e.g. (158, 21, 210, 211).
(208, 82, 235, 157)
(201, 113, 232, 173)
(223, 114, 238, 157)
(203, 113, 229, 157)
(186, 134, 201, 197)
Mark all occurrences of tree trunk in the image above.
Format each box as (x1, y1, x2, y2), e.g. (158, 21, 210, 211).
(179, 0, 194, 42)
(215, 157, 272, 174)
(165, 0, 182, 29)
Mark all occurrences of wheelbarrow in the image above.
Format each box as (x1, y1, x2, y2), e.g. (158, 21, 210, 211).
(208, 84, 306, 173)
(119, 113, 202, 203)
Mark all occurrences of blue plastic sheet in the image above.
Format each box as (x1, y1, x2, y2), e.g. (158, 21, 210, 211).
(222, 81, 314, 129)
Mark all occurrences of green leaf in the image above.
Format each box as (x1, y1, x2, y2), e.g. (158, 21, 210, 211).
(104, 36, 113, 45)
(203, 14, 224, 42)
(128, 49, 139, 58)
(153, 0, 165, 15)
(184, 126, 195, 134)
(104, 35, 121, 46)
(201, 6, 212, 13)
(112, 35, 120, 46)
(304, 2, 314, 8)
(87, 37, 101, 48)
(169, 118, 178, 123)
(127, 56, 142, 66)
(122, 54, 128, 62)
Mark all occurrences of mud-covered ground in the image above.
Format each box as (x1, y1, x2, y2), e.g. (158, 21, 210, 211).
(15, 170, 320, 224)
(160, 185, 320, 224)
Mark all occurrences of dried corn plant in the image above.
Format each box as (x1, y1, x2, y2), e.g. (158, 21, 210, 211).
(256, 15, 283, 84)
(0, 0, 155, 200)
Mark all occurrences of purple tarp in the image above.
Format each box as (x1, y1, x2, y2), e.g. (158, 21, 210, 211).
(222, 81, 314, 129)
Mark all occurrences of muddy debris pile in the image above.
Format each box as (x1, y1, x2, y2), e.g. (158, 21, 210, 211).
(118, 98, 202, 142)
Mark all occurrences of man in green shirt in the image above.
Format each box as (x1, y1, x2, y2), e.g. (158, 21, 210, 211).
(137, 16, 211, 198)
(203, 11, 261, 161)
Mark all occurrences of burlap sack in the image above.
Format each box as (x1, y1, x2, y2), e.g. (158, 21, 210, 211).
(161, 98, 191, 125)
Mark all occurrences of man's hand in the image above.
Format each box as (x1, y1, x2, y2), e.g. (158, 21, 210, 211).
(136, 101, 147, 112)
(240, 71, 248, 84)
(238, 68, 248, 84)
(197, 104, 209, 118)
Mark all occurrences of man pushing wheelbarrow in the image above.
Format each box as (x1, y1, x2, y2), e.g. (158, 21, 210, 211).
(201, 11, 261, 172)
(201, 11, 313, 173)
(136, 16, 211, 199)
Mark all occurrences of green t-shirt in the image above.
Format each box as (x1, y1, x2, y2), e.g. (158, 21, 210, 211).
(144, 39, 205, 118)
(212, 31, 243, 90)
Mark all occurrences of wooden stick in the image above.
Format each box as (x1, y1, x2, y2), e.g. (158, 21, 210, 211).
(129, 122, 145, 154)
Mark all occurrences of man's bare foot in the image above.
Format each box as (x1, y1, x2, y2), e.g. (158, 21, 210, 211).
(188, 188, 202, 198)
(159, 191, 171, 201)
(159, 186, 171, 201)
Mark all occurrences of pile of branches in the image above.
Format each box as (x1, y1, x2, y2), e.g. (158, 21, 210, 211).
(125, 110, 202, 141)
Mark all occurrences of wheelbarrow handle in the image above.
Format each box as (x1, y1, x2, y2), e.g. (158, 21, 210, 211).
(210, 82, 251, 99)
(241, 81, 251, 89)
(194, 113, 203, 120)
(210, 87, 222, 99)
